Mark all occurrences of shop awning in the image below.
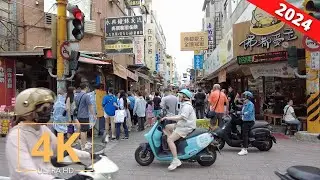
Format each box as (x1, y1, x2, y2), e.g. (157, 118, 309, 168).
(136, 71, 151, 82)
(78, 56, 110, 65)
(204, 58, 239, 80)
(0, 51, 44, 57)
(113, 62, 127, 80)
(127, 69, 138, 82)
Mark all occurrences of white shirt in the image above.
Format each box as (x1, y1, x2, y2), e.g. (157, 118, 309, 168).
(283, 105, 295, 121)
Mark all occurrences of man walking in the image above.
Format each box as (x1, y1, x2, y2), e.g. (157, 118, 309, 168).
(102, 89, 117, 142)
(160, 88, 178, 116)
(194, 88, 206, 119)
(208, 84, 229, 129)
(75, 83, 97, 150)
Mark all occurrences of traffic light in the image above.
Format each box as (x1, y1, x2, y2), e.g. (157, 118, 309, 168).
(303, 0, 320, 19)
(67, 5, 85, 41)
(287, 46, 305, 68)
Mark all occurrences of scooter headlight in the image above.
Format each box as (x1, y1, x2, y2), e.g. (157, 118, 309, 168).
(102, 171, 118, 180)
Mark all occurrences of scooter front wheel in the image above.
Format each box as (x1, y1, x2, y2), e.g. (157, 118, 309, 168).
(135, 145, 154, 166)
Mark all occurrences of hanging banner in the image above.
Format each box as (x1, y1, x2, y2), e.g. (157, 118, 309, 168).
(105, 16, 144, 38)
(105, 38, 133, 54)
(218, 69, 227, 83)
(193, 55, 204, 70)
(250, 62, 295, 79)
(145, 23, 156, 71)
(247, 0, 320, 43)
(133, 36, 145, 65)
(0, 58, 16, 107)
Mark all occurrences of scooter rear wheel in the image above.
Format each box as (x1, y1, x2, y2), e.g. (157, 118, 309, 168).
(135, 145, 154, 166)
(214, 137, 225, 150)
(257, 139, 273, 151)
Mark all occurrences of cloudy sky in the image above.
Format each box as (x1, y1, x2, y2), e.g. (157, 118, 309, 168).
(152, 0, 204, 76)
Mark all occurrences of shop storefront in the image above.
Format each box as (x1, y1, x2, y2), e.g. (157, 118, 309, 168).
(232, 19, 305, 116)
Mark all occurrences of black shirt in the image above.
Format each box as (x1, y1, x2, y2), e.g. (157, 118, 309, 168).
(194, 92, 206, 106)
(228, 91, 235, 110)
(153, 96, 162, 110)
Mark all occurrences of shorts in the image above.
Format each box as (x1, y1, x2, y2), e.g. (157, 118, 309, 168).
(78, 118, 90, 132)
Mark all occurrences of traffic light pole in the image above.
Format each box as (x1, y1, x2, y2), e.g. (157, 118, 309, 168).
(305, 51, 320, 133)
(56, 0, 68, 91)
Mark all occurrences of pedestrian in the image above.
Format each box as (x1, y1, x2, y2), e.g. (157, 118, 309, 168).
(128, 91, 136, 127)
(160, 88, 178, 116)
(102, 89, 117, 142)
(133, 91, 147, 131)
(208, 84, 229, 129)
(114, 90, 129, 140)
(146, 97, 154, 127)
(227, 86, 236, 111)
(153, 92, 162, 119)
(52, 88, 68, 140)
(194, 88, 206, 119)
(74, 83, 97, 150)
(238, 91, 255, 156)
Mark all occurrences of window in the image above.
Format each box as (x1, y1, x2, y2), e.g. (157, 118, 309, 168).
(44, 0, 92, 20)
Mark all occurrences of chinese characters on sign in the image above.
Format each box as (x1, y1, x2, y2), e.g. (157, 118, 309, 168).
(145, 23, 156, 70)
(194, 55, 204, 70)
(6, 67, 12, 88)
(155, 54, 160, 72)
(134, 37, 144, 65)
(207, 23, 214, 54)
(105, 38, 133, 54)
(105, 16, 144, 37)
(128, 0, 141, 7)
(237, 51, 287, 65)
(0, 59, 16, 106)
(180, 32, 208, 51)
(239, 28, 298, 51)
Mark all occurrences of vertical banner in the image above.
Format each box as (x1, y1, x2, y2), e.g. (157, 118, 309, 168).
(133, 36, 145, 65)
(193, 55, 204, 70)
(5, 60, 15, 107)
(207, 21, 214, 54)
(0, 59, 6, 106)
(0, 58, 16, 107)
(145, 23, 156, 71)
(155, 53, 160, 72)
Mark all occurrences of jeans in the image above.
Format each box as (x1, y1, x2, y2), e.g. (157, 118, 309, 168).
(115, 118, 129, 139)
(216, 113, 224, 128)
(195, 106, 205, 119)
(242, 121, 254, 148)
(137, 117, 145, 131)
(98, 117, 105, 135)
(285, 119, 301, 131)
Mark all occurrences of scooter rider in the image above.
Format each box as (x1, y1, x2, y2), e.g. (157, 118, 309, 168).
(238, 91, 255, 156)
(6, 88, 92, 180)
(161, 89, 196, 171)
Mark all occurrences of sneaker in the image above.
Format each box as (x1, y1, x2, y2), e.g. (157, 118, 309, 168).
(103, 134, 110, 143)
(168, 158, 182, 171)
(81, 142, 92, 150)
(238, 148, 248, 156)
(121, 137, 129, 140)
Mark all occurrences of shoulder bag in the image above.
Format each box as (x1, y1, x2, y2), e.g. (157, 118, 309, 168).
(114, 99, 126, 123)
(206, 92, 221, 119)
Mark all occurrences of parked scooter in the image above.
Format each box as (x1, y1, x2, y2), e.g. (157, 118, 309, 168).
(135, 109, 219, 167)
(274, 134, 320, 180)
(212, 111, 276, 151)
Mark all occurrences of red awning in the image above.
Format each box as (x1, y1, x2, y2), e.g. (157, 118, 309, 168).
(78, 56, 110, 65)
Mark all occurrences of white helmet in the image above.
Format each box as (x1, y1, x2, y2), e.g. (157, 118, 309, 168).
(15, 88, 56, 117)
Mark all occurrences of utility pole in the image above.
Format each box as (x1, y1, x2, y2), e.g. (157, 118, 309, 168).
(56, 0, 68, 91)
(303, 0, 320, 133)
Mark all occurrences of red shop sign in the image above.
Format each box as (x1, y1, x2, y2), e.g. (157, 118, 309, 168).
(0, 58, 16, 107)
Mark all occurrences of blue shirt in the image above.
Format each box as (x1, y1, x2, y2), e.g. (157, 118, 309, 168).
(102, 94, 117, 116)
(241, 101, 255, 121)
(128, 96, 135, 110)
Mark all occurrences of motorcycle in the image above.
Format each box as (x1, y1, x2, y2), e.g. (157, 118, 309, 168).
(212, 111, 276, 151)
(274, 134, 320, 180)
(134, 109, 220, 167)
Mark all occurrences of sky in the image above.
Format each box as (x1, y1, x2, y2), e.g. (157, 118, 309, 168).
(152, 0, 204, 77)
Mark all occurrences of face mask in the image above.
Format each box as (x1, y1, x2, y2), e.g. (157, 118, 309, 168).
(34, 103, 53, 123)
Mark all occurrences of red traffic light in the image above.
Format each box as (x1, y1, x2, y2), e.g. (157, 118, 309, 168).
(67, 4, 85, 41)
(43, 48, 53, 59)
(73, 10, 83, 21)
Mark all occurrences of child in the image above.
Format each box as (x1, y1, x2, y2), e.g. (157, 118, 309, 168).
(146, 97, 154, 127)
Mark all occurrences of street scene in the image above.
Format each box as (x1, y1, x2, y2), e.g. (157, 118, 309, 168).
(0, 0, 319, 180)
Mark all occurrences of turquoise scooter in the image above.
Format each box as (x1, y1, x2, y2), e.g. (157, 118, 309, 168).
(134, 109, 219, 167)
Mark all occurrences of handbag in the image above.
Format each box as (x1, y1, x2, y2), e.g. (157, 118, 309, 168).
(206, 92, 221, 119)
(74, 94, 85, 118)
(114, 109, 126, 123)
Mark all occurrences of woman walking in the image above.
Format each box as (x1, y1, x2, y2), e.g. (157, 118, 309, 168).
(115, 90, 129, 140)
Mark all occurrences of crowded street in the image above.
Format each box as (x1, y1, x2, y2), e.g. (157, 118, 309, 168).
(0, 0, 320, 179)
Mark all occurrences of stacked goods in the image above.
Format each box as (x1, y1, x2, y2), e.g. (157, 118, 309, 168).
(0, 111, 14, 137)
